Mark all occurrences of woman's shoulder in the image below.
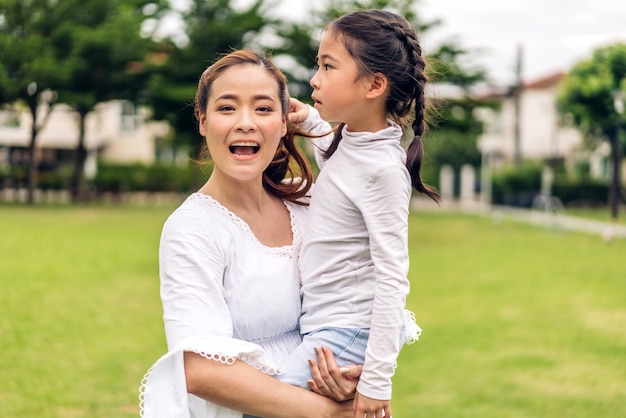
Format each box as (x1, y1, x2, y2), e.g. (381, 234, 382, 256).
(162, 193, 231, 238)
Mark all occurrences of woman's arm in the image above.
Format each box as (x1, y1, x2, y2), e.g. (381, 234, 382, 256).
(184, 352, 353, 418)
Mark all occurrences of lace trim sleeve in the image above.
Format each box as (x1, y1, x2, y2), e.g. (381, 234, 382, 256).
(403, 309, 422, 345)
(139, 336, 283, 418)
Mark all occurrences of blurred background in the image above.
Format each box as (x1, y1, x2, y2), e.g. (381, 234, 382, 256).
(1, 0, 625, 222)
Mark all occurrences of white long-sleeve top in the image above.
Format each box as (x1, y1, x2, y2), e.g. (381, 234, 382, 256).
(298, 108, 412, 400)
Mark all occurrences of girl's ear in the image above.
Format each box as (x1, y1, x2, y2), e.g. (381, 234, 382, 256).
(365, 73, 388, 99)
(198, 113, 206, 136)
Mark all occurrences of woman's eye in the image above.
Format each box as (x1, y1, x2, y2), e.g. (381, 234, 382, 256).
(257, 106, 273, 112)
(218, 105, 234, 111)
(324, 64, 331, 70)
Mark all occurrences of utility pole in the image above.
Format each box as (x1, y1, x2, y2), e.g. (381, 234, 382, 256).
(512, 44, 523, 167)
(611, 90, 624, 222)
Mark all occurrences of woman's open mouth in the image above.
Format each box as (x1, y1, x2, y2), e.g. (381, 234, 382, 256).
(229, 141, 260, 156)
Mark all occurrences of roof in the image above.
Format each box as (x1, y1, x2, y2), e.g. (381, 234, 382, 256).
(523, 72, 566, 89)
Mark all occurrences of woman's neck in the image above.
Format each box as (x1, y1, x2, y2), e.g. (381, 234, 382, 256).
(198, 172, 292, 247)
(199, 174, 271, 214)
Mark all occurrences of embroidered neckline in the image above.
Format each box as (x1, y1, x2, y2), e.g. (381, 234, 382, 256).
(189, 192, 300, 258)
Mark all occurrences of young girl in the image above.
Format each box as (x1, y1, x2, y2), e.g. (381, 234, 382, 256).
(281, 9, 440, 418)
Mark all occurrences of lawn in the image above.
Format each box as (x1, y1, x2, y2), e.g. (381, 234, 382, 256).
(1, 203, 625, 418)
(565, 205, 626, 225)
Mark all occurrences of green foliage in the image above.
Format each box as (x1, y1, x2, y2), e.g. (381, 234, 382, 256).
(557, 43, 626, 143)
(426, 127, 482, 170)
(552, 177, 609, 207)
(57, 1, 164, 110)
(93, 162, 206, 193)
(38, 164, 73, 190)
(0, 0, 71, 104)
(52, 0, 169, 200)
(492, 162, 543, 206)
(491, 161, 610, 207)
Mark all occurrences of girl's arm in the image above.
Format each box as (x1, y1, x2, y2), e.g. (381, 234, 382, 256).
(184, 352, 353, 418)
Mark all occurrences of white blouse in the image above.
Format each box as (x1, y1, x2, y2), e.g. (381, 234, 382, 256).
(140, 193, 308, 418)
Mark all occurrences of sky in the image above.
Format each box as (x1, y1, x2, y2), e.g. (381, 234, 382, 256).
(164, 0, 626, 87)
(416, 0, 626, 86)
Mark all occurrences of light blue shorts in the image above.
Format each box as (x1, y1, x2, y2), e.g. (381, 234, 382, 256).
(276, 327, 370, 389)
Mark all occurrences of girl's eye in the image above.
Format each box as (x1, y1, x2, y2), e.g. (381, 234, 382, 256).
(323, 64, 331, 71)
(257, 106, 273, 113)
(218, 105, 235, 111)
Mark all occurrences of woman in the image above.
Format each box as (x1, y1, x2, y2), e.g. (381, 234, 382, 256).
(139, 50, 356, 418)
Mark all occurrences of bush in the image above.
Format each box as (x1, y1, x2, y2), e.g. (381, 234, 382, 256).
(491, 163, 543, 207)
(94, 162, 207, 194)
(491, 162, 610, 207)
(552, 178, 609, 207)
(39, 164, 73, 190)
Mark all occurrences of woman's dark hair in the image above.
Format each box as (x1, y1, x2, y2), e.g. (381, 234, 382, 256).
(194, 49, 313, 204)
(322, 9, 440, 202)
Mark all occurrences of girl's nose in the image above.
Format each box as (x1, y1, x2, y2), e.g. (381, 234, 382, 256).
(310, 70, 320, 89)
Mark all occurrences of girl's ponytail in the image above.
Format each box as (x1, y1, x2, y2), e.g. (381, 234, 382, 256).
(405, 47, 440, 203)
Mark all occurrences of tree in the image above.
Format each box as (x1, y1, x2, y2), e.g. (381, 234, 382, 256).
(0, 0, 72, 203)
(55, 0, 167, 201)
(557, 43, 626, 220)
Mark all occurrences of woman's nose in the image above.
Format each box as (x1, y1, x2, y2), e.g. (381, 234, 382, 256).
(235, 110, 256, 132)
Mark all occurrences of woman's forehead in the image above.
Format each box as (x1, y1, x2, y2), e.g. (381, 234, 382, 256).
(209, 65, 280, 101)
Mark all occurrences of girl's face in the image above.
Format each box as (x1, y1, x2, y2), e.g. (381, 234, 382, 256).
(199, 64, 287, 184)
(310, 30, 372, 130)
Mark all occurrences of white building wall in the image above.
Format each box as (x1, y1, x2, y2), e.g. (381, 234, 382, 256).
(477, 74, 583, 164)
(0, 100, 166, 164)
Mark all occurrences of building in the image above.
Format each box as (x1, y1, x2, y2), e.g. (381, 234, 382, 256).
(475, 72, 599, 173)
(0, 99, 170, 178)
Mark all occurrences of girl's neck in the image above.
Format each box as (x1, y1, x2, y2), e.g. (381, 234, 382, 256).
(344, 95, 388, 133)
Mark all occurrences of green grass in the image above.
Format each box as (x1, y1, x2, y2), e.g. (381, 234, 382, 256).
(0, 204, 171, 418)
(1, 204, 625, 417)
(396, 212, 626, 417)
(564, 205, 626, 225)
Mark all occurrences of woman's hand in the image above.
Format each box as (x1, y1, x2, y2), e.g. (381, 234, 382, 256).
(307, 346, 362, 402)
(288, 97, 310, 124)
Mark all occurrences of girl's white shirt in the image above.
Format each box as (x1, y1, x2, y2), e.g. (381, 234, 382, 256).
(300, 107, 416, 400)
(140, 193, 308, 418)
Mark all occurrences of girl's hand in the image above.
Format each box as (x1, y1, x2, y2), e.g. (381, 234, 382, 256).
(307, 346, 362, 402)
(353, 392, 391, 418)
(288, 97, 310, 124)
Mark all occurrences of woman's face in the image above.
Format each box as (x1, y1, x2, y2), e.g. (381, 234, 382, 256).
(199, 64, 287, 184)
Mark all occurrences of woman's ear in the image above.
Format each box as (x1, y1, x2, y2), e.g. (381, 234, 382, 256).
(281, 116, 287, 137)
(198, 113, 206, 136)
(365, 73, 388, 99)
